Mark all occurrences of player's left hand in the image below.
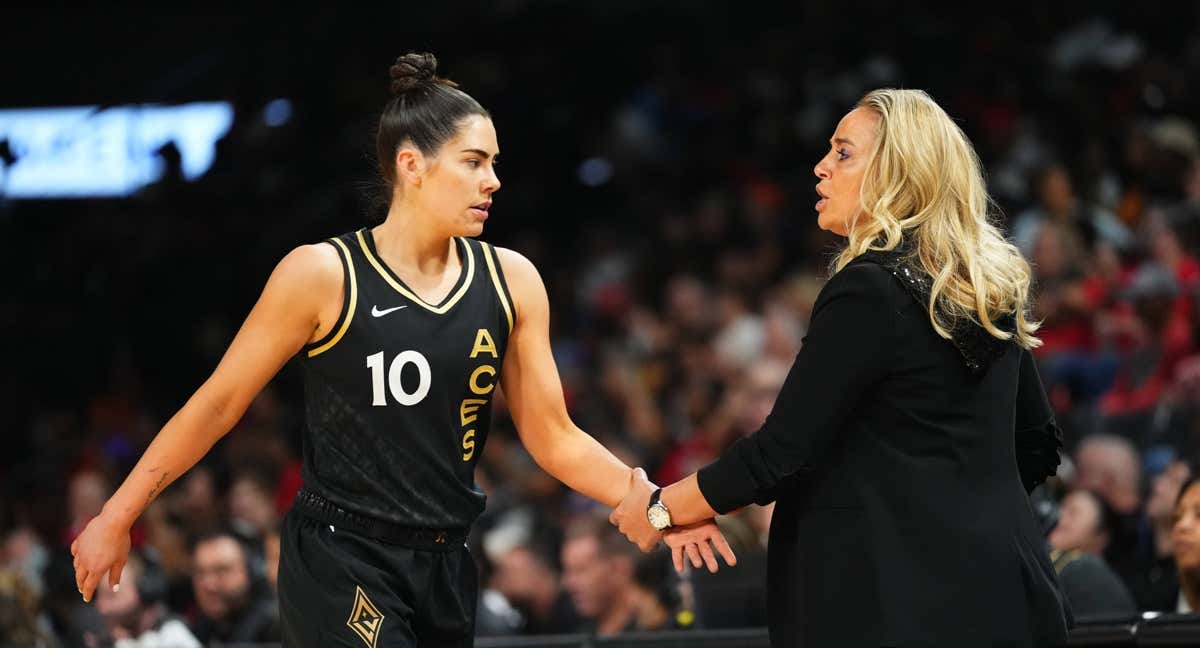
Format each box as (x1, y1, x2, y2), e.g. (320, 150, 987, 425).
(609, 467, 661, 552)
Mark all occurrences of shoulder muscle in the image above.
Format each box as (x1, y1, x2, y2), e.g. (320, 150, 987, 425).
(493, 246, 547, 324)
(260, 242, 344, 334)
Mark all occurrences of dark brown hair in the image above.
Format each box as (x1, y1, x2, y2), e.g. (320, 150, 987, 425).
(376, 52, 490, 196)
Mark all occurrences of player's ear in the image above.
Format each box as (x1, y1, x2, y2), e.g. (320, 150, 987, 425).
(395, 146, 425, 188)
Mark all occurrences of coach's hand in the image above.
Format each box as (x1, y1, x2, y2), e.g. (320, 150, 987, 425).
(70, 512, 131, 603)
(610, 467, 661, 552)
(663, 520, 737, 574)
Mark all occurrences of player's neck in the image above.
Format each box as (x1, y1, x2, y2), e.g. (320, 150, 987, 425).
(373, 209, 458, 277)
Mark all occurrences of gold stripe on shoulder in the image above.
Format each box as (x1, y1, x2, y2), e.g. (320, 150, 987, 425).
(307, 237, 357, 358)
(480, 242, 513, 334)
(355, 230, 474, 315)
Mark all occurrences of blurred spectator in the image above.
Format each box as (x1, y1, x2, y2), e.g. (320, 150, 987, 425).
(1050, 489, 1121, 556)
(1047, 490, 1137, 618)
(711, 290, 765, 372)
(1073, 435, 1145, 590)
(630, 550, 690, 632)
(1100, 260, 1195, 420)
(65, 471, 111, 547)
(1028, 224, 1118, 407)
(227, 466, 281, 538)
(561, 515, 677, 636)
(176, 465, 225, 537)
(0, 569, 52, 648)
(39, 552, 103, 647)
(488, 539, 580, 635)
(137, 502, 194, 614)
(4, 526, 50, 599)
(657, 358, 791, 486)
(93, 550, 199, 647)
(1171, 476, 1200, 612)
(1129, 460, 1192, 610)
(1011, 164, 1133, 259)
(1147, 216, 1200, 293)
(1074, 435, 1142, 515)
(188, 529, 279, 643)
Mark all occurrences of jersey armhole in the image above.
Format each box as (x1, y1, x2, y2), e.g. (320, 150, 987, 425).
(480, 242, 516, 335)
(304, 237, 357, 358)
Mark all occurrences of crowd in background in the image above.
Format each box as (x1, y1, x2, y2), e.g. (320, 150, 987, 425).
(2, 2, 1200, 645)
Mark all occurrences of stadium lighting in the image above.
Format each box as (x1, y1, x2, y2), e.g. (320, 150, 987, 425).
(0, 102, 234, 199)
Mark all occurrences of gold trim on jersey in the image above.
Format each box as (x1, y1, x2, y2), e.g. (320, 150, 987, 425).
(307, 237, 358, 358)
(480, 242, 513, 334)
(356, 230, 475, 315)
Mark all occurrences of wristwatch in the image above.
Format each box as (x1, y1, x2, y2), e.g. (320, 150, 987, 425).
(646, 488, 673, 530)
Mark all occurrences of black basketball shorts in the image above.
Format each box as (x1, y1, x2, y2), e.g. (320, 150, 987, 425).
(278, 506, 477, 648)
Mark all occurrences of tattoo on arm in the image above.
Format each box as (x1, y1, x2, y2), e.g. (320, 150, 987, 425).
(145, 471, 169, 507)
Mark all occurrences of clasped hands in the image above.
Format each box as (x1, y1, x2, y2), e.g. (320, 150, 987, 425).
(609, 467, 737, 574)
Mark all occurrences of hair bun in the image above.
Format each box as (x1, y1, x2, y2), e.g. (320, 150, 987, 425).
(390, 52, 439, 96)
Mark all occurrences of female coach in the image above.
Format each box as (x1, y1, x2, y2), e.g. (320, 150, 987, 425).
(620, 89, 1072, 647)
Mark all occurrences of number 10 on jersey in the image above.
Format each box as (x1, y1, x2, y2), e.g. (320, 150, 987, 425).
(366, 350, 432, 406)
(365, 329, 499, 463)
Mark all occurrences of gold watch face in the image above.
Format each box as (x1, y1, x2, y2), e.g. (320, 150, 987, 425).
(648, 504, 671, 530)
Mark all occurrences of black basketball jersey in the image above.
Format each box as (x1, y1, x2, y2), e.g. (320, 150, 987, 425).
(299, 228, 514, 529)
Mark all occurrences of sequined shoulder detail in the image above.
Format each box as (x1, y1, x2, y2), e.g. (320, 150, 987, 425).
(852, 248, 1014, 375)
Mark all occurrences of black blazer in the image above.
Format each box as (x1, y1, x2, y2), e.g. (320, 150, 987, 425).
(698, 253, 1072, 647)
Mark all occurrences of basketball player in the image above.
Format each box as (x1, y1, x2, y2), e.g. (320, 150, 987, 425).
(70, 52, 733, 647)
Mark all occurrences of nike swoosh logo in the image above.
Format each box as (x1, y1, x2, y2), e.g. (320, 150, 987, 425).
(371, 305, 408, 317)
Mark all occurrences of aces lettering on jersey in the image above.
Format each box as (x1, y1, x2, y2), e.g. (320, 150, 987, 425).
(460, 328, 498, 461)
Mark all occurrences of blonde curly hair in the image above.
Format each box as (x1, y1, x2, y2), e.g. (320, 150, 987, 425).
(834, 88, 1041, 349)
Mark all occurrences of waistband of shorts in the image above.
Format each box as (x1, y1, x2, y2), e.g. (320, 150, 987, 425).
(292, 487, 468, 552)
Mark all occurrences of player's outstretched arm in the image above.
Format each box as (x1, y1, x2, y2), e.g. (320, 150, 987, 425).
(71, 243, 341, 602)
(495, 248, 639, 509)
(496, 248, 736, 560)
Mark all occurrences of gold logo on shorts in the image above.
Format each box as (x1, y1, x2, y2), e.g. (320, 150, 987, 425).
(347, 585, 385, 648)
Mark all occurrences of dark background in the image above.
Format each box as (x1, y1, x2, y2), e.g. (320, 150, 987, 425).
(2, 1, 1199, 644)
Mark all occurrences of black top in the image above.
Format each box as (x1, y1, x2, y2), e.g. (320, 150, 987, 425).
(697, 250, 1071, 647)
(300, 229, 514, 529)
